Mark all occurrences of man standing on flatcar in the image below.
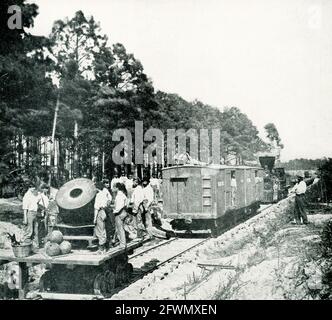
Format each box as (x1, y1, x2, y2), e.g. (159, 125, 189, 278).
(290, 175, 308, 225)
(22, 183, 43, 252)
(94, 181, 112, 254)
(112, 183, 129, 249)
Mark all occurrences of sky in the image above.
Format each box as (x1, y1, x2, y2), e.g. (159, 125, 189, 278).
(28, 0, 332, 161)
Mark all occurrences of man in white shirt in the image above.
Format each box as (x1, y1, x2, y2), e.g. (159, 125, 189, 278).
(120, 172, 128, 185)
(94, 181, 112, 254)
(125, 174, 134, 200)
(131, 178, 144, 215)
(312, 172, 320, 185)
(22, 184, 43, 250)
(130, 178, 145, 237)
(111, 173, 121, 194)
(112, 183, 128, 249)
(290, 176, 308, 224)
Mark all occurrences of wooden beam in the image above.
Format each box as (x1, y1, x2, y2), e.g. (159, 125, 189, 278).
(0, 260, 8, 266)
(198, 263, 236, 270)
(38, 292, 104, 300)
(18, 262, 29, 299)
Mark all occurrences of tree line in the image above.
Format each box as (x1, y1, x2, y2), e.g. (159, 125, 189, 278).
(1, 1, 280, 187)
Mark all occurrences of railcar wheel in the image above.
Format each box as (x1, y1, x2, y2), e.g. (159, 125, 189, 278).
(115, 264, 127, 286)
(93, 273, 107, 295)
(125, 263, 133, 283)
(39, 271, 57, 292)
(105, 270, 116, 291)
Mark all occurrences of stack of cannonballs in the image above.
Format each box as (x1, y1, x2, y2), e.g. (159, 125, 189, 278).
(44, 230, 72, 257)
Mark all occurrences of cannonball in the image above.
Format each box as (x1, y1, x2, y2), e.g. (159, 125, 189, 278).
(59, 241, 72, 254)
(45, 242, 61, 256)
(49, 230, 63, 244)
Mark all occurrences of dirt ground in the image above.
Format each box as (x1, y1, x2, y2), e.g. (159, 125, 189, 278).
(187, 204, 332, 300)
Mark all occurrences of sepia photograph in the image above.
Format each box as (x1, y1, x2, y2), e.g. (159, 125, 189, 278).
(0, 0, 332, 306)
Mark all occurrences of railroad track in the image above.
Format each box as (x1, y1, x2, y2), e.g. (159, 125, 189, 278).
(107, 203, 276, 299)
(129, 238, 209, 276)
(103, 237, 209, 299)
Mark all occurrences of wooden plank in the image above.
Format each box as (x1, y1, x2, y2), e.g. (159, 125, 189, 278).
(38, 292, 104, 300)
(18, 262, 29, 299)
(198, 263, 236, 270)
(56, 224, 94, 229)
(63, 235, 96, 241)
(0, 237, 150, 266)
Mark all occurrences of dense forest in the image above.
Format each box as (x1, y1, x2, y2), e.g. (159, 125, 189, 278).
(280, 159, 327, 171)
(1, 0, 284, 187)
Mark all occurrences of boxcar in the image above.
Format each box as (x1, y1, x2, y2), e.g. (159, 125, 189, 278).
(162, 165, 264, 234)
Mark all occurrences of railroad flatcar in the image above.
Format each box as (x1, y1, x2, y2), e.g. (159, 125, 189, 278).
(161, 165, 264, 235)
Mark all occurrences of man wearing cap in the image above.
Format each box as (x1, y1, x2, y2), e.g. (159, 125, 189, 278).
(22, 183, 44, 251)
(94, 181, 112, 254)
(290, 175, 308, 225)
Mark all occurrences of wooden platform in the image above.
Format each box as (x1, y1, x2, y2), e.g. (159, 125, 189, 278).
(0, 236, 150, 299)
(56, 223, 94, 229)
(0, 237, 150, 267)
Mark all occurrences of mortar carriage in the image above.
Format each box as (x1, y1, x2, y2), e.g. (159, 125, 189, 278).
(162, 165, 264, 236)
(55, 178, 98, 247)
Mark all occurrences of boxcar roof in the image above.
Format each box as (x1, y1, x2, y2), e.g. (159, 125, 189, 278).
(162, 164, 262, 171)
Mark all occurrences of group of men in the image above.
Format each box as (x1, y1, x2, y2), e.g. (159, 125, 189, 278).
(93, 176, 170, 254)
(110, 172, 162, 200)
(20, 173, 168, 255)
(21, 182, 58, 252)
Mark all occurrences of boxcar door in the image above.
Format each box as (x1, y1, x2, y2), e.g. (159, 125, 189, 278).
(174, 177, 185, 214)
(168, 167, 193, 215)
(176, 168, 201, 215)
(162, 169, 178, 215)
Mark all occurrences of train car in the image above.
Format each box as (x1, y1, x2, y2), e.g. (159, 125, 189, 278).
(162, 164, 264, 235)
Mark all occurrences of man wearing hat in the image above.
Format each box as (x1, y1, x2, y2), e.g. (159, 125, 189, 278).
(290, 175, 308, 225)
(94, 181, 112, 254)
(22, 182, 44, 251)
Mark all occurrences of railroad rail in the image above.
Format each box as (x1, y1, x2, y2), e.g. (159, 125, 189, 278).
(108, 203, 275, 299)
